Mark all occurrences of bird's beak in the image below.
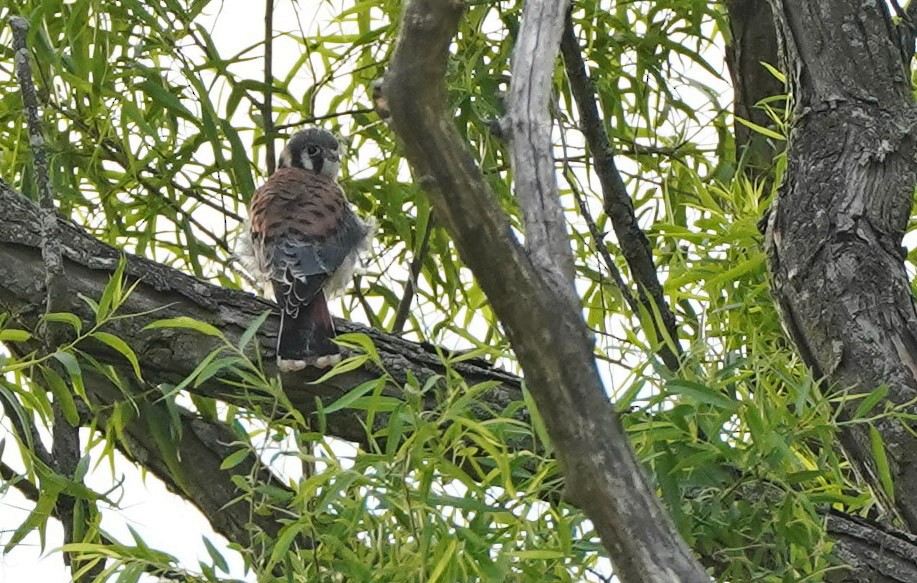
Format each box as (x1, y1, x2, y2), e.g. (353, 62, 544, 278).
(325, 151, 340, 163)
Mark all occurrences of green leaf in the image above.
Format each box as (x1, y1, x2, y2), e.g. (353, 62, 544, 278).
(321, 378, 386, 415)
(266, 523, 306, 572)
(736, 116, 785, 140)
(308, 354, 370, 385)
(219, 448, 250, 471)
(4, 487, 60, 553)
(428, 536, 458, 583)
(853, 385, 888, 419)
(665, 379, 738, 411)
(92, 332, 143, 381)
(144, 316, 224, 338)
(96, 256, 128, 322)
(203, 536, 230, 573)
(869, 424, 895, 503)
(43, 313, 83, 335)
(0, 329, 32, 343)
(53, 351, 86, 401)
(40, 367, 79, 426)
(238, 309, 272, 351)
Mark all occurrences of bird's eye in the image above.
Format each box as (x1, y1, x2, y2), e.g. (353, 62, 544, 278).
(306, 145, 320, 156)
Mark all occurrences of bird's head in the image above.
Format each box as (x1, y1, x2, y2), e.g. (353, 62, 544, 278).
(278, 127, 342, 178)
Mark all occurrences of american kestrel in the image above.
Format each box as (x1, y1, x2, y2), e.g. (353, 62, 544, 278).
(240, 127, 372, 371)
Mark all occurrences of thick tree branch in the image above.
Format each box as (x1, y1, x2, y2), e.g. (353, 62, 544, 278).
(559, 14, 682, 371)
(826, 511, 917, 582)
(384, 1, 706, 581)
(764, 0, 917, 530)
(0, 179, 526, 462)
(81, 366, 305, 555)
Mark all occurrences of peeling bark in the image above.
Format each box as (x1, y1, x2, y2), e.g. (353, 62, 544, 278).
(764, 0, 917, 530)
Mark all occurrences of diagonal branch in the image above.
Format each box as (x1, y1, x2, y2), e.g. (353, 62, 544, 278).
(384, 1, 706, 581)
(559, 13, 682, 371)
(0, 179, 527, 460)
(81, 366, 306, 554)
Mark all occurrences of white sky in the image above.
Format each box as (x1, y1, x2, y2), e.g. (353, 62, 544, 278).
(1, 1, 732, 581)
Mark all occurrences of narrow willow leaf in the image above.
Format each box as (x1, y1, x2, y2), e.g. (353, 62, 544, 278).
(92, 332, 143, 381)
(144, 316, 224, 338)
(40, 367, 79, 426)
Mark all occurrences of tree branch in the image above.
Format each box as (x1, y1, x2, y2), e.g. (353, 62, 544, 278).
(10, 15, 91, 578)
(81, 366, 307, 555)
(559, 14, 682, 371)
(502, 0, 577, 301)
(0, 179, 527, 462)
(391, 219, 432, 335)
(723, 0, 785, 178)
(384, 1, 706, 581)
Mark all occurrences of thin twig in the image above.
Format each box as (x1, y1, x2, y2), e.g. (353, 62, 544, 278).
(560, 12, 682, 371)
(274, 108, 376, 131)
(263, 0, 276, 174)
(558, 131, 640, 317)
(11, 16, 93, 579)
(391, 219, 433, 335)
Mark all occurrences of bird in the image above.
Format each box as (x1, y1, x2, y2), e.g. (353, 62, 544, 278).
(239, 127, 373, 371)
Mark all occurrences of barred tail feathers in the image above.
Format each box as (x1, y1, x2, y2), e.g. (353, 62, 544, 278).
(277, 292, 341, 371)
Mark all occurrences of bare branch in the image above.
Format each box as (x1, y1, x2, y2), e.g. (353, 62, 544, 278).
(263, 0, 276, 174)
(559, 14, 682, 371)
(0, 461, 41, 502)
(502, 0, 577, 301)
(384, 1, 706, 581)
(391, 219, 432, 335)
(11, 16, 90, 577)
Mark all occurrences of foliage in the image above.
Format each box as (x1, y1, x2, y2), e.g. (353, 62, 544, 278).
(0, 0, 900, 581)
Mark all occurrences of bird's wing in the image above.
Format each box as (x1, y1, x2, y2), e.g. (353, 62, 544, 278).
(248, 167, 366, 315)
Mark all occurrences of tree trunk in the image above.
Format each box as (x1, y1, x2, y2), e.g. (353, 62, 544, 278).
(764, 0, 917, 529)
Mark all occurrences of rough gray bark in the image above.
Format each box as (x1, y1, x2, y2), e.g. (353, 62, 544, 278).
(2, 132, 917, 582)
(826, 511, 917, 582)
(0, 179, 527, 461)
(384, 1, 707, 581)
(764, 0, 917, 530)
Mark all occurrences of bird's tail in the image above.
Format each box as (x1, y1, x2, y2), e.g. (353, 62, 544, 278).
(277, 292, 340, 370)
